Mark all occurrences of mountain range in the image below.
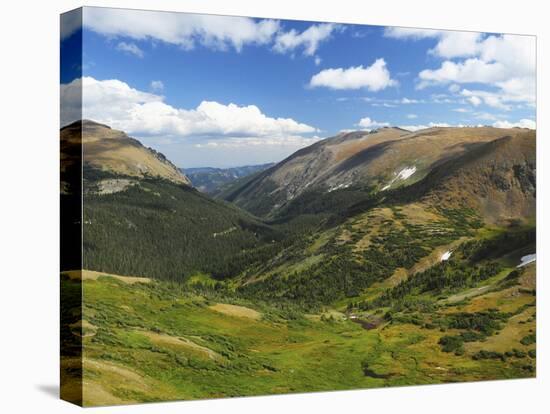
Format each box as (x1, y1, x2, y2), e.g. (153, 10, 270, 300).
(182, 163, 274, 194)
(220, 126, 534, 221)
(62, 119, 536, 405)
(69, 119, 535, 286)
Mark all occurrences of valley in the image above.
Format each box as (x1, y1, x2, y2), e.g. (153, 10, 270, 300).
(61, 120, 536, 406)
(183, 163, 274, 194)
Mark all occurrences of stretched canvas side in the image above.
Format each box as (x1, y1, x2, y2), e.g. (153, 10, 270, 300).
(60, 7, 84, 407)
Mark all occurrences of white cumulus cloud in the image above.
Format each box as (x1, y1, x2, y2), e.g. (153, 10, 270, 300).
(385, 28, 484, 59)
(194, 135, 321, 149)
(309, 58, 397, 91)
(82, 7, 280, 52)
(400, 97, 423, 104)
(417, 34, 535, 109)
(61, 77, 318, 141)
(384, 27, 441, 40)
(466, 95, 483, 106)
(461, 89, 518, 110)
(61, 9, 82, 40)
(492, 119, 535, 129)
(418, 58, 508, 88)
(429, 31, 483, 59)
(116, 41, 144, 58)
(388, 28, 535, 109)
(356, 117, 390, 130)
(150, 80, 164, 92)
(273, 23, 339, 56)
(399, 122, 452, 131)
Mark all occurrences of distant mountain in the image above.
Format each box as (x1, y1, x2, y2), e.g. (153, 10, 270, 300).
(220, 126, 533, 218)
(182, 163, 274, 194)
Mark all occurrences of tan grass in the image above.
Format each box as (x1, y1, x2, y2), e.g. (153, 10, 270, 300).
(209, 303, 261, 320)
(139, 330, 222, 361)
(63, 269, 151, 285)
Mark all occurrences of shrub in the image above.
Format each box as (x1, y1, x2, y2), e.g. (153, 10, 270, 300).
(520, 333, 536, 346)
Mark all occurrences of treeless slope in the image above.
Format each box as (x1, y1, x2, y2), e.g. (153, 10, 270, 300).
(209, 303, 262, 320)
(333, 127, 526, 187)
(223, 127, 410, 216)
(223, 126, 530, 217)
(411, 130, 536, 223)
(62, 269, 151, 284)
(61, 120, 191, 185)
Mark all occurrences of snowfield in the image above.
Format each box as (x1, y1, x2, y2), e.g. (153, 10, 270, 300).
(381, 166, 417, 191)
(517, 253, 536, 268)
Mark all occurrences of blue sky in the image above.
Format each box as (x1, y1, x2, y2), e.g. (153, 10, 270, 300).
(60, 7, 536, 168)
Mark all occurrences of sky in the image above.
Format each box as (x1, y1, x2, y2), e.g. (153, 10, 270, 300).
(60, 7, 536, 168)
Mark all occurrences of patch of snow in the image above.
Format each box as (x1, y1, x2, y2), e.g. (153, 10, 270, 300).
(213, 226, 237, 238)
(327, 182, 352, 193)
(441, 250, 452, 261)
(397, 166, 417, 180)
(380, 166, 417, 191)
(517, 253, 536, 268)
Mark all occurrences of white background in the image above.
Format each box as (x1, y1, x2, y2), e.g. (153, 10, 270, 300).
(0, 0, 547, 412)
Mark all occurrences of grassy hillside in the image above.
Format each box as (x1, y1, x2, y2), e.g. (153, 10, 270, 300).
(61, 256, 535, 406)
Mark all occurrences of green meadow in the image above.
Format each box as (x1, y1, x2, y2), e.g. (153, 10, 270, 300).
(61, 257, 535, 406)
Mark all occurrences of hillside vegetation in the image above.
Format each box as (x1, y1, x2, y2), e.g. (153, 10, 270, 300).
(83, 174, 281, 281)
(62, 121, 536, 406)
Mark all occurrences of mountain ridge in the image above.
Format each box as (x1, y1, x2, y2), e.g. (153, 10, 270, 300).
(61, 120, 191, 186)
(221, 126, 535, 218)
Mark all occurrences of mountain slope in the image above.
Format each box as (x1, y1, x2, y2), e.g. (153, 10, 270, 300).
(406, 130, 536, 224)
(62, 120, 191, 186)
(221, 128, 409, 216)
(83, 178, 281, 281)
(67, 120, 281, 281)
(222, 126, 531, 217)
(233, 128, 536, 305)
